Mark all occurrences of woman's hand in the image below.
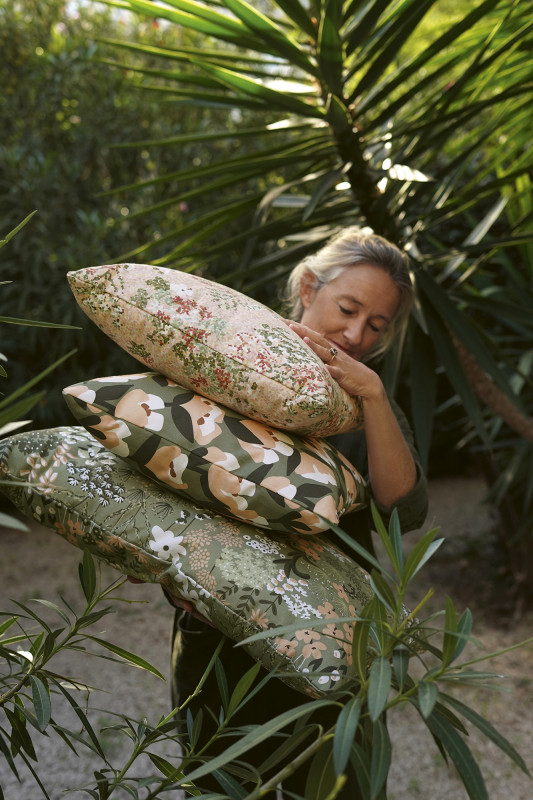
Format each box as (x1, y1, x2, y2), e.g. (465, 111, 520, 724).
(285, 319, 417, 510)
(285, 319, 383, 400)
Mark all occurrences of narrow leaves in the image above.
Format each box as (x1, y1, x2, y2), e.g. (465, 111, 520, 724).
(368, 657, 391, 721)
(333, 696, 362, 775)
(29, 675, 51, 732)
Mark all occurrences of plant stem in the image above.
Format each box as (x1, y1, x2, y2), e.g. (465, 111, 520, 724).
(243, 728, 335, 799)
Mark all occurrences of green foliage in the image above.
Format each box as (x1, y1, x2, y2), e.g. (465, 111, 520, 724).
(1, 3, 532, 794)
(0, 554, 166, 798)
(3, 514, 529, 799)
(0, 215, 80, 534)
(0, 0, 267, 429)
(97, 0, 533, 605)
(232, 507, 531, 800)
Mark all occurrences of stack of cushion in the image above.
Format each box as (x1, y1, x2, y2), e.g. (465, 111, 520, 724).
(0, 426, 375, 698)
(62, 372, 366, 535)
(0, 263, 378, 698)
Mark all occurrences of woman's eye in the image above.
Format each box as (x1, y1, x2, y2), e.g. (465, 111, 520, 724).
(339, 305, 352, 315)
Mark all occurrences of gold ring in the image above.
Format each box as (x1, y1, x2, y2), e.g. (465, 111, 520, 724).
(329, 347, 338, 363)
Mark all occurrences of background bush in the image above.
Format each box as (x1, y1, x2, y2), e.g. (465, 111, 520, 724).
(0, 0, 268, 428)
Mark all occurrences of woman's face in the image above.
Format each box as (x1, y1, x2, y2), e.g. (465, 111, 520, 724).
(299, 264, 401, 361)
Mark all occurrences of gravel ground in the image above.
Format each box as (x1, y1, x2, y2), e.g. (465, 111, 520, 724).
(1, 476, 532, 799)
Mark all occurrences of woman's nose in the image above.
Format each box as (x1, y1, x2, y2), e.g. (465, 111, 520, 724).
(344, 317, 365, 344)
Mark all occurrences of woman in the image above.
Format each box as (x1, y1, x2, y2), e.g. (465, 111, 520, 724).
(171, 228, 429, 797)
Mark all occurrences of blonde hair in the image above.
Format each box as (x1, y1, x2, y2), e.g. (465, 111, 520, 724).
(284, 227, 413, 360)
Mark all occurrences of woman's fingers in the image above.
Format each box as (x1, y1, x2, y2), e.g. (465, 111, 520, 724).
(287, 320, 342, 372)
(285, 318, 376, 396)
(286, 320, 331, 354)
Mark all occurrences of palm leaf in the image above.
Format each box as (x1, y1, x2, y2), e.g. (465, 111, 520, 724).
(103, 0, 533, 566)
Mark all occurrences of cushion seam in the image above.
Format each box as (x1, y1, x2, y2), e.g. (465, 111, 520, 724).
(100, 287, 333, 406)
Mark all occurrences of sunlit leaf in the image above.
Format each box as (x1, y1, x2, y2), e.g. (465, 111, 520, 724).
(0, 316, 79, 329)
(0, 512, 29, 532)
(0, 420, 33, 437)
(402, 528, 444, 584)
(148, 753, 187, 780)
(223, 0, 318, 75)
(190, 60, 323, 118)
(84, 636, 165, 679)
(31, 598, 72, 626)
(0, 211, 38, 248)
(317, 8, 343, 96)
(115, 0, 256, 44)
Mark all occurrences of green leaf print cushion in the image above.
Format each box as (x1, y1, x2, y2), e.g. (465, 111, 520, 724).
(0, 426, 376, 698)
(67, 264, 363, 437)
(63, 373, 366, 536)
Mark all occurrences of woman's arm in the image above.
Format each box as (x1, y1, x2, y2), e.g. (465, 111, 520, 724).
(355, 372, 417, 508)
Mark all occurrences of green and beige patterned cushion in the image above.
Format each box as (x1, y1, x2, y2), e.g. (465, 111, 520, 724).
(0, 426, 375, 698)
(67, 264, 363, 437)
(63, 373, 366, 536)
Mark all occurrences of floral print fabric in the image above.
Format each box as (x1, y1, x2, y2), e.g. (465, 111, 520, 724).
(63, 373, 366, 536)
(0, 426, 376, 698)
(67, 264, 363, 437)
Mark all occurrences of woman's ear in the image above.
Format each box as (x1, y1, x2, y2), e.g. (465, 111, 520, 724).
(299, 270, 318, 309)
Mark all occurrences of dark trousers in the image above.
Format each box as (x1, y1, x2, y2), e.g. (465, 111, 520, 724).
(170, 609, 363, 799)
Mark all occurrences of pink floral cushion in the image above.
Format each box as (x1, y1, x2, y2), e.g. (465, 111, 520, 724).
(67, 264, 363, 436)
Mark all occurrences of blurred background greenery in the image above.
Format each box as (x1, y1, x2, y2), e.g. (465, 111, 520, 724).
(1, 0, 267, 416)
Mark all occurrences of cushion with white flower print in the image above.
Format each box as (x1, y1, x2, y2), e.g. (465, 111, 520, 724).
(62, 372, 366, 536)
(0, 425, 376, 698)
(67, 263, 363, 437)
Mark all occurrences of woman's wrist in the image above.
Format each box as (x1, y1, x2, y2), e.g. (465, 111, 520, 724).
(356, 369, 387, 405)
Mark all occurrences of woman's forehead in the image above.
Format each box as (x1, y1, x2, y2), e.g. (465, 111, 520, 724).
(327, 265, 400, 309)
